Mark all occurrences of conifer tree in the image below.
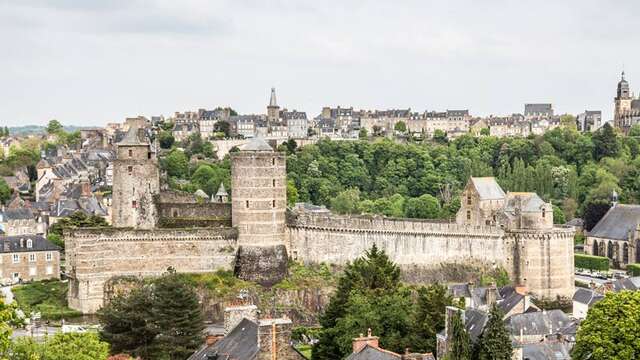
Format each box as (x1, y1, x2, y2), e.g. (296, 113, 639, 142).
(477, 304, 512, 360)
(151, 269, 204, 360)
(449, 311, 471, 360)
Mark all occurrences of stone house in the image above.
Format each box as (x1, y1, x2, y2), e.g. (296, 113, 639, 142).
(456, 177, 506, 226)
(346, 329, 435, 360)
(0, 208, 41, 236)
(584, 204, 640, 268)
(0, 235, 60, 283)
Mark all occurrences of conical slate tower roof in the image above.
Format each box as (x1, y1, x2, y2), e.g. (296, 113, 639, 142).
(216, 182, 228, 196)
(269, 87, 277, 107)
(240, 137, 273, 152)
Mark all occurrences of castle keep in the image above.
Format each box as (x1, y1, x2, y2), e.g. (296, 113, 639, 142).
(66, 133, 575, 313)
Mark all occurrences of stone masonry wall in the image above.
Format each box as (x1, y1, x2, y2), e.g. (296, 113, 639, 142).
(65, 227, 238, 313)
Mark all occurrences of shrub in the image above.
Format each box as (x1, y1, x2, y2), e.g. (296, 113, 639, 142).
(627, 263, 640, 276)
(575, 254, 609, 271)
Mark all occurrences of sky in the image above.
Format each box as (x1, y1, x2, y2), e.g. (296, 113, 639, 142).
(1, 0, 639, 127)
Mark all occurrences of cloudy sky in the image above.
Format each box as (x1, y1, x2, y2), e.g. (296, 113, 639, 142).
(1, 0, 638, 127)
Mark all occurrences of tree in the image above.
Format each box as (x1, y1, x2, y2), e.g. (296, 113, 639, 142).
(628, 124, 640, 138)
(479, 128, 490, 136)
(213, 121, 231, 138)
(163, 149, 189, 178)
(158, 131, 175, 149)
(359, 128, 368, 139)
(394, 121, 407, 134)
(404, 194, 440, 219)
(477, 304, 511, 360)
(98, 286, 156, 358)
(151, 271, 204, 360)
(313, 245, 401, 359)
(0, 179, 11, 205)
(412, 283, 453, 353)
(552, 205, 566, 224)
(10, 332, 110, 360)
(48, 211, 110, 249)
(99, 271, 204, 360)
(582, 199, 611, 231)
(287, 179, 299, 206)
(372, 125, 383, 137)
(559, 114, 577, 131)
(449, 311, 470, 360)
(330, 188, 361, 214)
(46, 120, 63, 134)
(573, 291, 640, 359)
(592, 123, 620, 160)
(433, 129, 448, 144)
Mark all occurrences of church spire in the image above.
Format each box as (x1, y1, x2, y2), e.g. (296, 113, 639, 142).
(269, 87, 278, 107)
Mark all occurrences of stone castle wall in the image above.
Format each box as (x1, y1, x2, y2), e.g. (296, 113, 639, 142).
(287, 211, 575, 299)
(66, 227, 238, 313)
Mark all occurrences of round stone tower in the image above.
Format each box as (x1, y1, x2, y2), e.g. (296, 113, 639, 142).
(231, 137, 288, 285)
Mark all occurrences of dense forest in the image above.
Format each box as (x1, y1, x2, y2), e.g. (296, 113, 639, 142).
(285, 123, 640, 230)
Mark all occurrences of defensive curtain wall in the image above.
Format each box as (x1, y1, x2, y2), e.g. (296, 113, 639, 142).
(286, 211, 575, 299)
(66, 227, 238, 314)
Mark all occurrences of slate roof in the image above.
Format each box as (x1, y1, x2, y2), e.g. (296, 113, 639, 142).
(1, 208, 35, 221)
(240, 137, 273, 152)
(346, 345, 400, 360)
(464, 309, 489, 342)
(611, 276, 640, 292)
(0, 235, 60, 253)
(588, 204, 640, 241)
(498, 291, 524, 314)
(505, 310, 575, 337)
(449, 283, 472, 298)
(188, 318, 258, 360)
(215, 183, 228, 197)
(118, 126, 146, 146)
(572, 288, 604, 306)
(470, 177, 506, 200)
(504, 192, 546, 213)
(521, 342, 571, 360)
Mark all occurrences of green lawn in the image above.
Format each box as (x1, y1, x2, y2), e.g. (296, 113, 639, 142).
(12, 279, 82, 320)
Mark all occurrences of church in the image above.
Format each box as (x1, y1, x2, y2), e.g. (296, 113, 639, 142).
(614, 71, 640, 134)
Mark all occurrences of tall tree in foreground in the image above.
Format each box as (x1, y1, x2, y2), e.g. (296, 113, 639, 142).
(572, 291, 640, 359)
(448, 311, 470, 360)
(477, 304, 512, 360)
(412, 283, 453, 353)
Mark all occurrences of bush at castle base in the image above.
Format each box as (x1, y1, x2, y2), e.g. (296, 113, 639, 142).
(575, 254, 609, 271)
(627, 264, 640, 276)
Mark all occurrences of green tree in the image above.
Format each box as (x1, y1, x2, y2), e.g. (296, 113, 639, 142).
(359, 128, 368, 139)
(48, 212, 110, 249)
(552, 205, 566, 224)
(330, 188, 361, 214)
(449, 311, 471, 360)
(98, 286, 156, 358)
(582, 199, 611, 231)
(573, 291, 640, 360)
(404, 194, 440, 219)
(287, 179, 299, 206)
(213, 121, 231, 138)
(412, 283, 453, 353)
(628, 124, 640, 137)
(479, 128, 490, 136)
(433, 129, 448, 144)
(11, 333, 110, 360)
(158, 131, 175, 149)
(46, 120, 63, 134)
(163, 149, 189, 178)
(313, 245, 401, 359)
(559, 114, 577, 130)
(0, 179, 11, 205)
(477, 304, 511, 360)
(592, 123, 620, 160)
(394, 121, 407, 134)
(151, 270, 204, 360)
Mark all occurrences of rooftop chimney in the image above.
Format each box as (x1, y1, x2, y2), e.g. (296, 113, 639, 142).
(485, 282, 498, 308)
(352, 329, 379, 354)
(223, 301, 258, 335)
(257, 318, 293, 360)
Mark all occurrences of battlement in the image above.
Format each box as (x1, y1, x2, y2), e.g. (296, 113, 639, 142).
(287, 210, 504, 237)
(65, 227, 238, 241)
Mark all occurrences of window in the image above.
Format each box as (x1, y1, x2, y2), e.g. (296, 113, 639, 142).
(128, 149, 133, 157)
(46, 252, 52, 262)
(273, 179, 276, 187)
(46, 266, 53, 275)
(542, 208, 546, 218)
(245, 200, 249, 208)
(26, 239, 32, 248)
(147, 152, 151, 159)
(466, 195, 472, 205)
(29, 254, 35, 262)
(29, 267, 36, 276)
(12, 273, 19, 280)
(272, 158, 276, 165)
(132, 200, 137, 208)
(128, 166, 133, 174)
(272, 200, 276, 208)
(12, 254, 19, 264)
(466, 210, 471, 221)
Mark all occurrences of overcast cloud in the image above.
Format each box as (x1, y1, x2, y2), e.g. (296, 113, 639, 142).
(0, 0, 638, 126)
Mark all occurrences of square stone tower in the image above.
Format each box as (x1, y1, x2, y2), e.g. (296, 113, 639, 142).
(112, 126, 160, 229)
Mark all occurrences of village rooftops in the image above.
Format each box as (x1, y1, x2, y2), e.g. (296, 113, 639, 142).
(588, 204, 640, 241)
(470, 177, 506, 200)
(0, 235, 60, 253)
(572, 288, 604, 306)
(0, 208, 35, 221)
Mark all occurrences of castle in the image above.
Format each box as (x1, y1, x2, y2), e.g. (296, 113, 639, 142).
(65, 129, 575, 313)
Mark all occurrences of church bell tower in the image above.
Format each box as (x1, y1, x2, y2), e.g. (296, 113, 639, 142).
(614, 71, 633, 129)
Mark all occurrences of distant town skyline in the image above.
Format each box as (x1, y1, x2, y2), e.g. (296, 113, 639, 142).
(1, 0, 639, 127)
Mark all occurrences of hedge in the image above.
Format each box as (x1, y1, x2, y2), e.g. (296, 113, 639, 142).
(575, 254, 609, 271)
(628, 264, 640, 276)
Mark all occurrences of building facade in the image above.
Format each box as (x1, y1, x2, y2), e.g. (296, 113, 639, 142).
(0, 235, 60, 283)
